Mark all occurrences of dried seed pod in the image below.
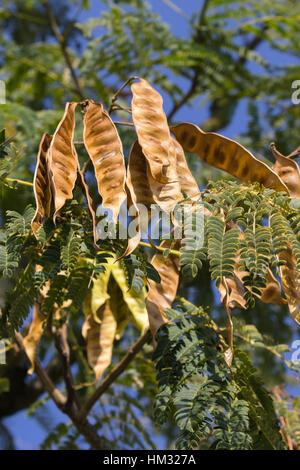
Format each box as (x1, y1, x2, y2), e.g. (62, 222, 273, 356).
(131, 78, 173, 182)
(270, 143, 300, 198)
(121, 140, 154, 257)
(47, 102, 79, 223)
(173, 138, 200, 201)
(127, 140, 155, 211)
(83, 100, 127, 224)
(76, 165, 99, 247)
(219, 272, 246, 310)
(120, 182, 141, 258)
(131, 79, 182, 211)
(260, 269, 288, 305)
(82, 301, 117, 381)
(146, 241, 180, 343)
(279, 246, 300, 324)
(31, 133, 53, 237)
(172, 122, 288, 193)
(23, 302, 46, 374)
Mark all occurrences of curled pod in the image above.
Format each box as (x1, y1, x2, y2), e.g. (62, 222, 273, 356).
(83, 100, 127, 224)
(146, 240, 180, 344)
(31, 133, 53, 237)
(47, 102, 79, 223)
(270, 143, 300, 198)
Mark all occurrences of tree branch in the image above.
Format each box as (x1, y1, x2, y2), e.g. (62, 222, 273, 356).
(77, 329, 151, 422)
(15, 332, 67, 409)
(15, 331, 107, 449)
(43, 0, 85, 99)
(52, 322, 81, 411)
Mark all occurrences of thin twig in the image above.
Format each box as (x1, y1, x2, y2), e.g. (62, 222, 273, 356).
(43, 0, 84, 99)
(167, 1, 210, 121)
(108, 76, 139, 114)
(110, 104, 132, 114)
(161, 0, 190, 21)
(77, 329, 151, 422)
(113, 121, 135, 127)
(139, 241, 180, 257)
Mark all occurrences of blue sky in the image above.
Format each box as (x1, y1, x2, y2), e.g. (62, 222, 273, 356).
(2, 0, 300, 450)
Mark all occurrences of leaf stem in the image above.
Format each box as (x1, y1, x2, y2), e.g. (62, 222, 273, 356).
(139, 241, 180, 257)
(5, 178, 33, 187)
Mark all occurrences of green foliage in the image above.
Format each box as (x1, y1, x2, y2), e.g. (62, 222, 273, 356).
(179, 204, 207, 278)
(153, 300, 287, 450)
(1, 0, 300, 451)
(207, 217, 240, 287)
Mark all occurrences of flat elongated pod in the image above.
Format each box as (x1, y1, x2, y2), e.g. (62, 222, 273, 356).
(48, 102, 78, 223)
(121, 140, 153, 257)
(270, 143, 300, 198)
(83, 100, 127, 224)
(23, 302, 46, 374)
(131, 78, 176, 184)
(82, 301, 117, 381)
(31, 133, 52, 237)
(146, 241, 180, 343)
(260, 269, 288, 305)
(146, 155, 182, 212)
(219, 272, 246, 310)
(76, 165, 99, 247)
(120, 182, 141, 258)
(279, 246, 300, 324)
(173, 138, 200, 201)
(172, 123, 288, 193)
(127, 140, 155, 211)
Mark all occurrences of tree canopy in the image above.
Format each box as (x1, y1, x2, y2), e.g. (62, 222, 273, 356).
(0, 0, 299, 451)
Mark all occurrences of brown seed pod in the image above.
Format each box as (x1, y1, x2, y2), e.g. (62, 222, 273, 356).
(76, 165, 99, 248)
(172, 122, 289, 193)
(127, 140, 155, 212)
(279, 246, 300, 324)
(47, 102, 79, 223)
(131, 78, 174, 183)
(270, 143, 300, 198)
(82, 300, 117, 381)
(219, 272, 247, 310)
(173, 138, 200, 201)
(83, 100, 127, 224)
(146, 240, 180, 344)
(119, 181, 141, 258)
(31, 133, 53, 237)
(23, 302, 46, 374)
(131, 79, 182, 211)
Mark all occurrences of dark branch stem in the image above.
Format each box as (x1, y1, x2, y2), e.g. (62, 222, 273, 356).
(43, 0, 84, 99)
(15, 331, 107, 449)
(168, 72, 198, 121)
(77, 329, 151, 422)
(108, 76, 139, 114)
(52, 323, 81, 411)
